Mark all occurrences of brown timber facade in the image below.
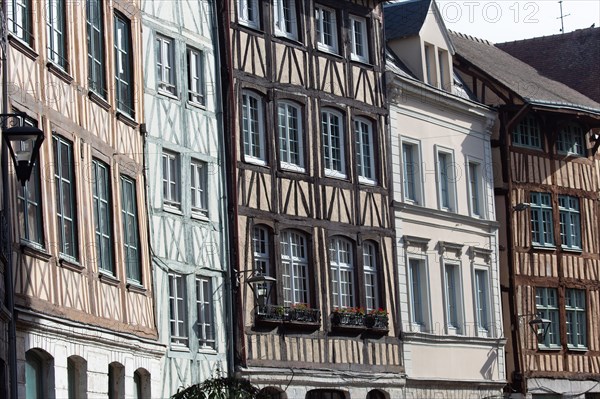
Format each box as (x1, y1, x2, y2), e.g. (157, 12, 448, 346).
(218, 0, 403, 397)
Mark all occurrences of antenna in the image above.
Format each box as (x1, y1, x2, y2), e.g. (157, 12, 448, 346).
(557, 1, 571, 33)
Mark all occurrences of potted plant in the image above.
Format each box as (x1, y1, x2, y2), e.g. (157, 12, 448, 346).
(288, 303, 319, 323)
(331, 307, 366, 327)
(365, 308, 389, 329)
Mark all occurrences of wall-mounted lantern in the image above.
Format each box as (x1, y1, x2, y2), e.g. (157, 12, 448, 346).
(2, 116, 44, 185)
(528, 313, 552, 344)
(247, 272, 276, 312)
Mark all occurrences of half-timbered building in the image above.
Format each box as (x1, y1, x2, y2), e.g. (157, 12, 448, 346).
(217, 0, 403, 397)
(1, 1, 161, 397)
(384, 2, 506, 397)
(452, 31, 600, 397)
(141, 0, 230, 396)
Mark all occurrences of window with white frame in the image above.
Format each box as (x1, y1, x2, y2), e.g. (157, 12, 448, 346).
(444, 263, 462, 332)
(355, 118, 375, 183)
(330, 237, 354, 309)
(190, 159, 208, 215)
(274, 0, 298, 40)
(474, 268, 490, 334)
(187, 47, 205, 105)
(238, 0, 260, 29)
(53, 135, 78, 260)
(8, 0, 33, 45)
(168, 273, 188, 346)
(121, 176, 141, 283)
(87, 0, 105, 97)
(156, 34, 176, 95)
(315, 5, 337, 53)
(280, 230, 309, 306)
(558, 195, 581, 249)
(349, 15, 368, 63)
(437, 150, 456, 211)
(278, 101, 304, 171)
(92, 159, 113, 274)
(321, 108, 345, 178)
(253, 226, 271, 276)
(196, 277, 216, 349)
(535, 287, 560, 347)
(557, 123, 585, 156)
(47, 0, 68, 69)
(242, 91, 266, 164)
(513, 115, 541, 149)
(363, 242, 379, 312)
(401, 140, 421, 204)
(162, 152, 180, 209)
(566, 288, 586, 348)
(114, 13, 134, 116)
(468, 161, 483, 217)
(530, 192, 554, 247)
(408, 258, 428, 329)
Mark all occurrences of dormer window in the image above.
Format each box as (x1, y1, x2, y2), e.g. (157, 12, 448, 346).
(424, 43, 435, 85)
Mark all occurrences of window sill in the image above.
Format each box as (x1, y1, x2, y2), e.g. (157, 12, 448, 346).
(116, 111, 138, 128)
(191, 211, 210, 222)
(358, 177, 377, 186)
(557, 151, 585, 158)
(186, 100, 206, 110)
(88, 90, 111, 111)
(169, 345, 190, 353)
(98, 272, 120, 286)
(59, 257, 83, 273)
(20, 243, 51, 262)
(280, 163, 306, 174)
(532, 245, 557, 252)
(8, 35, 38, 60)
(316, 46, 341, 59)
(237, 20, 262, 33)
(158, 89, 179, 101)
(567, 346, 588, 353)
(561, 246, 583, 253)
(350, 56, 371, 67)
(244, 157, 268, 167)
(46, 62, 73, 84)
(126, 282, 146, 293)
(163, 206, 183, 216)
(198, 346, 217, 354)
(324, 170, 347, 180)
(537, 345, 562, 351)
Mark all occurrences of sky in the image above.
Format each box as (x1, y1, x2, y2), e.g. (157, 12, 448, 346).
(435, 0, 600, 43)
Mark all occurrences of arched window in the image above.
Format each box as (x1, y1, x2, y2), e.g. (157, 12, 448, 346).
(25, 349, 55, 399)
(306, 389, 345, 399)
(366, 389, 387, 399)
(280, 230, 309, 306)
(259, 386, 286, 399)
(330, 237, 354, 308)
(134, 368, 151, 399)
(363, 241, 379, 312)
(67, 355, 87, 399)
(108, 362, 125, 399)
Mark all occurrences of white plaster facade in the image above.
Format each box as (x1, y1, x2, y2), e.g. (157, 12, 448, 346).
(141, 1, 230, 397)
(385, 1, 506, 397)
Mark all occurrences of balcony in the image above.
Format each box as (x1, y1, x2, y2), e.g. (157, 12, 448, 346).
(331, 308, 389, 334)
(254, 304, 321, 329)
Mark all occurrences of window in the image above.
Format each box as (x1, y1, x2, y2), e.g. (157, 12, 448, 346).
(566, 289, 586, 348)
(306, 390, 345, 399)
(133, 369, 151, 399)
(274, 0, 297, 40)
(474, 269, 490, 334)
(238, 0, 260, 28)
(187, 47, 205, 105)
(355, 118, 375, 183)
(162, 152, 180, 208)
(408, 259, 427, 329)
(169, 273, 188, 345)
(278, 101, 304, 171)
(17, 117, 44, 246)
(87, 0, 106, 96)
(330, 237, 354, 309)
(468, 161, 483, 217)
(559, 195, 581, 249)
(530, 192, 554, 247)
(444, 263, 462, 332)
(363, 242, 379, 312)
(114, 13, 134, 116)
(242, 91, 266, 164)
(438, 49, 448, 90)
(121, 176, 141, 283)
(156, 34, 176, 95)
(321, 109, 345, 178)
(280, 230, 309, 306)
(315, 5, 337, 53)
(54, 136, 78, 260)
(108, 362, 125, 399)
(557, 123, 585, 155)
(47, 0, 68, 69)
(67, 356, 87, 399)
(535, 287, 560, 347)
(349, 15, 368, 63)
(196, 277, 216, 349)
(424, 43, 434, 84)
(401, 141, 421, 203)
(8, 0, 33, 45)
(25, 350, 55, 399)
(92, 159, 113, 273)
(253, 226, 271, 275)
(513, 115, 541, 149)
(190, 159, 208, 215)
(437, 150, 456, 211)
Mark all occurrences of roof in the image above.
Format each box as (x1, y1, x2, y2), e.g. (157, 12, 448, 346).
(383, 0, 431, 41)
(450, 31, 600, 113)
(496, 28, 600, 104)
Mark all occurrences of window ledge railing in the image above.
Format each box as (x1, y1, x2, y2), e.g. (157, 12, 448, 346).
(331, 311, 389, 333)
(254, 305, 321, 327)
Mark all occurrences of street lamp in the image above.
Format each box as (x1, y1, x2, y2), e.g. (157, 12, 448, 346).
(247, 272, 276, 312)
(1, 116, 44, 185)
(528, 313, 552, 344)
